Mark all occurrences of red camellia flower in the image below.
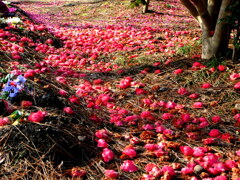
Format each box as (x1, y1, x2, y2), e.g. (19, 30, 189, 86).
(45, 39, 53, 44)
(135, 88, 147, 95)
(230, 73, 239, 81)
(192, 147, 206, 157)
(122, 146, 137, 158)
(105, 170, 119, 179)
(28, 111, 46, 123)
(162, 113, 173, 120)
(0, 117, 10, 126)
(118, 77, 132, 89)
(63, 107, 75, 114)
(218, 65, 226, 71)
(225, 159, 237, 169)
(95, 129, 109, 139)
(161, 166, 175, 177)
(234, 82, 240, 89)
(177, 87, 189, 95)
(154, 69, 161, 74)
(234, 114, 240, 122)
(173, 69, 183, 74)
(102, 148, 114, 162)
(120, 160, 138, 172)
(203, 138, 216, 145)
(140, 111, 151, 119)
(97, 139, 108, 148)
(236, 149, 240, 156)
(144, 144, 159, 151)
(69, 96, 80, 104)
(70, 167, 86, 177)
(180, 146, 193, 156)
(189, 93, 199, 99)
(209, 129, 221, 138)
(24, 69, 36, 78)
(21, 100, 33, 108)
(58, 89, 68, 96)
(145, 163, 158, 173)
(192, 102, 203, 108)
(201, 83, 212, 89)
(93, 79, 104, 85)
(56, 76, 67, 84)
(214, 175, 227, 180)
(211, 115, 221, 123)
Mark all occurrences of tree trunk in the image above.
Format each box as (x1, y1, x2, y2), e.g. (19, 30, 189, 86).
(232, 46, 240, 61)
(181, 0, 232, 59)
(143, 0, 150, 13)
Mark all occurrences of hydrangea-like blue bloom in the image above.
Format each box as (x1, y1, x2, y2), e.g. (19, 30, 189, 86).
(2, 80, 19, 98)
(14, 75, 26, 89)
(1, 75, 26, 98)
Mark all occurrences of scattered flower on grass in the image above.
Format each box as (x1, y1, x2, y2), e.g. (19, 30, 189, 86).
(209, 129, 221, 138)
(218, 65, 226, 71)
(173, 69, 183, 74)
(120, 160, 138, 172)
(63, 107, 75, 114)
(104, 170, 119, 179)
(211, 116, 221, 123)
(28, 111, 46, 123)
(21, 100, 33, 108)
(192, 102, 204, 108)
(102, 148, 114, 162)
(97, 139, 108, 148)
(234, 82, 240, 90)
(0, 117, 10, 126)
(70, 167, 86, 177)
(202, 83, 212, 89)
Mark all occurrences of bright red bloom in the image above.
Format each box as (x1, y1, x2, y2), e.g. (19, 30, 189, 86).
(203, 138, 216, 145)
(177, 87, 189, 95)
(162, 113, 173, 120)
(102, 148, 114, 162)
(180, 146, 193, 156)
(70, 167, 86, 177)
(173, 69, 183, 74)
(122, 147, 137, 158)
(192, 102, 203, 108)
(209, 129, 221, 138)
(225, 159, 237, 169)
(135, 88, 147, 95)
(202, 83, 212, 89)
(192, 147, 206, 157)
(230, 73, 239, 81)
(218, 65, 226, 71)
(97, 139, 108, 148)
(28, 111, 46, 123)
(63, 107, 75, 114)
(105, 170, 119, 178)
(234, 82, 240, 89)
(21, 100, 33, 108)
(95, 129, 109, 139)
(189, 93, 199, 99)
(211, 115, 221, 123)
(120, 160, 138, 172)
(145, 163, 158, 173)
(0, 117, 10, 126)
(93, 79, 104, 85)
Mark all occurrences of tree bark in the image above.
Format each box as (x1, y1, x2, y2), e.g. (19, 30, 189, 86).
(181, 0, 233, 59)
(143, 0, 150, 13)
(180, 0, 202, 25)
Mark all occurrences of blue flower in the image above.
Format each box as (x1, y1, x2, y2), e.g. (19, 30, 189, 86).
(14, 75, 26, 89)
(2, 80, 20, 98)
